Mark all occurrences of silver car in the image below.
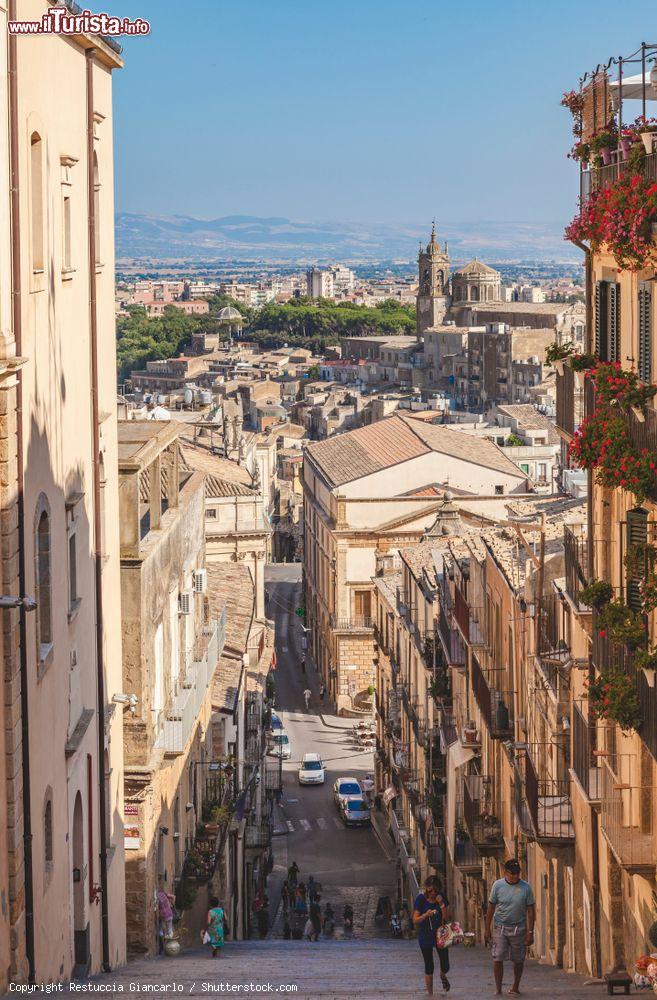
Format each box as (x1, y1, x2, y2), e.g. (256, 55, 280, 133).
(339, 794, 371, 827)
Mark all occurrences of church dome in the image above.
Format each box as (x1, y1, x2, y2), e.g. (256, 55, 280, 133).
(453, 258, 500, 278)
(452, 258, 501, 305)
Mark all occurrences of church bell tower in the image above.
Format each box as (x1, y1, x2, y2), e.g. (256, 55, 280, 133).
(416, 222, 450, 339)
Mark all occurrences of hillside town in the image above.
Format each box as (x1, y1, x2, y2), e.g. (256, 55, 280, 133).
(1, 4, 657, 999)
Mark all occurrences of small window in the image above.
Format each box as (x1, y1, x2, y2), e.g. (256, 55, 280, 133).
(35, 500, 52, 662)
(44, 798, 53, 867)
(205, 508, 217, 519)
(30, 133, 44, 272)
(68, 531, 78, 612)
(495, 485, 504, 496)
(63, 195, 72, 271)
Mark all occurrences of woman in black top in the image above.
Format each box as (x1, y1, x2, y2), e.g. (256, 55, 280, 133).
(413, 875, 451, 994)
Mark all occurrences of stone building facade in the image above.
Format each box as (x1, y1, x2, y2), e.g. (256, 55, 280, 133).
(118, 422, 225, 956)
(451, 259, 502, 304)
(0, 7, 126, 985)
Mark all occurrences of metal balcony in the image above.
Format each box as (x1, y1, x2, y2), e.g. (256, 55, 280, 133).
(264, 758, 282, 794)
(600, 756, 655, 874)
(564, 525, 590, 611)
(454, 589, 487, 647)
(513, 750, 574, 844)
(245, 818, 272, 850)
(330, 615, 374, 632)
(571, 702, 601, 804)
(463, 773, 504, 856)
(437, 602, 466, 667)
(471, 654, 513, 739)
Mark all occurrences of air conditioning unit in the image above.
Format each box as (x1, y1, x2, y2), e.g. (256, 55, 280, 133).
(179, 590, 194, 616)
(193, 569, 208, 594)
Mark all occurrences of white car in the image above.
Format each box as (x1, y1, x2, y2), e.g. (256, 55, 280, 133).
(268, 730, 292, 760)
(298, 752, 325, 785)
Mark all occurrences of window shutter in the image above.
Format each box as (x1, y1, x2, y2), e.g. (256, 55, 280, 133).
(638, 283, 652, 384)
(626, 507, 649, 613)
(608, 282, 620, 362)
(594, 281, 605, 359)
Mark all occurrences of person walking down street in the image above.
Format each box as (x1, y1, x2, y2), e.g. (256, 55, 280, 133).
(288, 861, 299, 890)
(484, 858, 535, 997)
(303, 687, 311, 710)
(301, 656, 306, 674)
(400, 902, 411, 939)
(361, 773, 375, 805)
(309, 894, 322, 941)
(319, 683, 325, 701)
(281, 880, 290, 915)
(206, 896, 226, 958)
(308, 875, 318, 901)
(156, 888, 176, 940)
(413, 874, 451, 994)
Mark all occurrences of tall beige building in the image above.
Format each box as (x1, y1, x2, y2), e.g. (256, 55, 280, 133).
(0, 2, 125, 985)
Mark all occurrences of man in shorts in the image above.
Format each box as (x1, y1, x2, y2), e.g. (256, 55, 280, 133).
(484, 858, 535, 996)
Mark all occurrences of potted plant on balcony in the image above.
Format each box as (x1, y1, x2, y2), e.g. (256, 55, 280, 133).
(578, 579, 613, 610)
(545, 340, 574, 374)
(462, 720, 479, 745)
(634, 116, 657, 154)
(597, 600, 646, 651)
(482, 812, 501, 841)
(590, 122, 619, 165)
(586, 670, 641, 730)
(635, 648, 657, 687)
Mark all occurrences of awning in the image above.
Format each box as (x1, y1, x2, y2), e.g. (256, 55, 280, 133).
(609, 68, 657, 105)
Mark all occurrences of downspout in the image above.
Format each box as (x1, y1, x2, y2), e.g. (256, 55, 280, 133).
(8, 0, 35, 982)
(574, 239, 602, 976)
(85, 47, 110, 973)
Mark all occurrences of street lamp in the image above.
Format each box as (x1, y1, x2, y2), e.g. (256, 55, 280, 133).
(0, 595, 36, 611)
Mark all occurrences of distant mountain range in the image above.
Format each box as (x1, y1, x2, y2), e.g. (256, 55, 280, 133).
(115, 213, 580, 264)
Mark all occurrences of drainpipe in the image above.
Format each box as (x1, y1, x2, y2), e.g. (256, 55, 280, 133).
(8, 0, 35, 982)
(85, 47, 110, 973)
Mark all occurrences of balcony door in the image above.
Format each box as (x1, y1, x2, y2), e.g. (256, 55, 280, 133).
(353, 589, 371, 623)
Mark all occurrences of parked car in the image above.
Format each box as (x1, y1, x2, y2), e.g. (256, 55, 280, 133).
(269, 711, 283, 732)
(333, 777, 362, 808)
(268, 730, 292, 759)
(339, 794, 371, 827)
(298, 752, 325, 785)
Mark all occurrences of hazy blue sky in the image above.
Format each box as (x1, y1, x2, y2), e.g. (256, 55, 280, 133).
(109, 0, 656, 224)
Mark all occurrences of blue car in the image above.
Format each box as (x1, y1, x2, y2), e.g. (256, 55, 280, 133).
(269, 711, 283, 732)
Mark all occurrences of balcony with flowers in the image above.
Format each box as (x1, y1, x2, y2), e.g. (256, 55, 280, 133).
(562, 45, 657, 269)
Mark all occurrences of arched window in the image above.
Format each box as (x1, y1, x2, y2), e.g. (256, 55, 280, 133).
(35, 498, 52, 662)
(471, 285, 479, 302)
(44, 796, 53, 867)
(30, 133, 44, 271)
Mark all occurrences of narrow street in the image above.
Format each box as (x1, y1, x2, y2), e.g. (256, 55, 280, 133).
(265, 565, 395, 936)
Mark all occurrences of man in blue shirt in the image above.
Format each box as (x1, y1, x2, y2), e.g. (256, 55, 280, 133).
(484, 858, 535, 997)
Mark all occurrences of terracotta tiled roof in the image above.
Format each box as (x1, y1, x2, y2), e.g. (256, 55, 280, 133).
(399, 417, 526, 480)
(212, 653, 242, 714)
(207, 563, 254, 655)
(454, 258, 500, 277)
(306, 415, 430, 487)
(306, 413, 526, 488)
(179, 439, 254, 489)
(495, 405, 560, 445)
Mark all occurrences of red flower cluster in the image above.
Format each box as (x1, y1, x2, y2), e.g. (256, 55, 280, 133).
(565, 173, 657, 270)
(568, 362, 657, 502)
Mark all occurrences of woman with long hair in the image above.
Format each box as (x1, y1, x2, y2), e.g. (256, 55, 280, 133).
(413, 875, 452, 994)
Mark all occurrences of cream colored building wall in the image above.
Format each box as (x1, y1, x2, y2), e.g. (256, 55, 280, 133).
(0, 1, 14, 989)
(340, 451, 525, 500)
(15, 7, 124, 981)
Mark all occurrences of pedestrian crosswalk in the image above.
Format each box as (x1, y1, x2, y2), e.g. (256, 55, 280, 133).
(283, 815, 355, 833)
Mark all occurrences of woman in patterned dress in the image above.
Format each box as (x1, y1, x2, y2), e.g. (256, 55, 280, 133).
(206, 896, 225, 957)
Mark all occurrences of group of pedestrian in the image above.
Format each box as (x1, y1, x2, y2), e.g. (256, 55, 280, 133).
(282, 861, 349, 942)
(413, 858, 535, 997)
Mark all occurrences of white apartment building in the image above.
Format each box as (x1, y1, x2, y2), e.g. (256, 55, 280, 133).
(306, 267, 334, 299)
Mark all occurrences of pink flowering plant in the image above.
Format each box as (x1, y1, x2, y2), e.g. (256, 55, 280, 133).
(586, 671, 641, 730)
(565, 173, 657, 270)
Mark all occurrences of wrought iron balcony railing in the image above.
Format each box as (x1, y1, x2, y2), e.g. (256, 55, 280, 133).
(471, 654, 513, 739)
(454, 590, 487, 647)
(245, 817, 273, 850)
(330, 615, 374, 632)
(513, 750, 574, 843)
(462, 773, 504, 855)
(437, 602, 466, 667)
(564, 524, 590, 610)
(571, 702, 601, 803)
(600, 756, 655, 874)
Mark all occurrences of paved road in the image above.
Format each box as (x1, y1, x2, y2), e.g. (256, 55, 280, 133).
(265, 565, 395, 937)
(85, 938, 600, 999)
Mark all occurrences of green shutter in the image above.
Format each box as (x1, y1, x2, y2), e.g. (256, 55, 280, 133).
(608, 282, 620, 362)
(638, 283, 652, 384)
(595, 281, 608, 359)
(626, 507, 649, 613)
